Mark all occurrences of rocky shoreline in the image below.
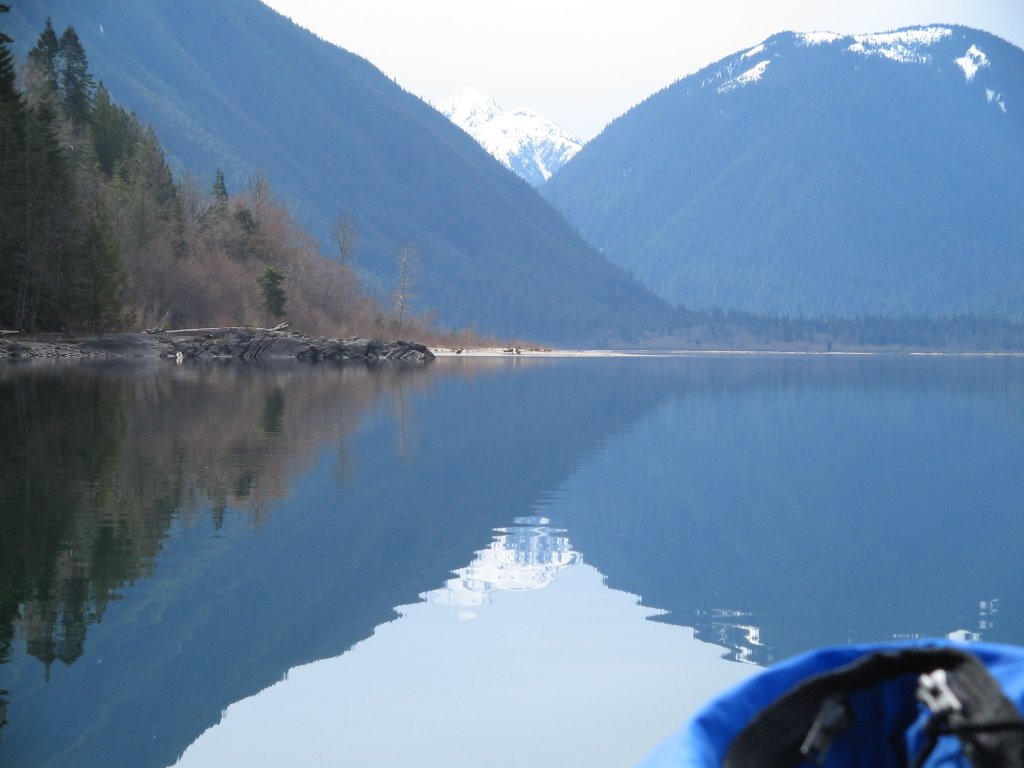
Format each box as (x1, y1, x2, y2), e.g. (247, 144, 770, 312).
(0, 327, 435, 364)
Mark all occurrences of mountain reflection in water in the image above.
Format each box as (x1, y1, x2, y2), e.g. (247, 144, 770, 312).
(0, 354, 1022, 768)
(435, 516, 581, 619)
(174, 515, 748, 768)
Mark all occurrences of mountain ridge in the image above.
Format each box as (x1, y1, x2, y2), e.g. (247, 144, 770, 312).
(543, 24, 1024, 320)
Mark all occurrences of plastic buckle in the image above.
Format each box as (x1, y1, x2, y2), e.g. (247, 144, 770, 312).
(800, 694, 852, 765)
(917, 669, 963, 716)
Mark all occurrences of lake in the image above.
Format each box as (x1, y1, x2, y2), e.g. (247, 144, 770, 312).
(1, 353, 1022, 767)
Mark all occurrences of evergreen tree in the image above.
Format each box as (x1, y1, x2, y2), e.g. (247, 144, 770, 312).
(0, 3, 26, 325)
(111, 122, 178, 248)
(26, 16, 59, 95)
(136, 127, 177, 208)
(92, 83, 133, 175)
(21, 97, 76, 329)
(72, 199, 126, 331)
(211, 168, 229, 205)
(256, 266, 286, 317)
(57, 26, 93, 129)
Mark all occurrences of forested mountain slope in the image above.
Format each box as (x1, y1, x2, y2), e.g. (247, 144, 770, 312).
(5, 0, 667, 343)
(543, 26, 1024, 320)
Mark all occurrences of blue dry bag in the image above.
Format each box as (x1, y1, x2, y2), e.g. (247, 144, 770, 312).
(639, 639, 1024, 767)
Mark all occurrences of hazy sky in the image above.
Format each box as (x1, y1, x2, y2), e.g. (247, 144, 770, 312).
(261, 0, 1024, 140)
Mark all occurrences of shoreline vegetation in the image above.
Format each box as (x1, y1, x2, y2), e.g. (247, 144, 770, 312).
(0, 15, 490, 352)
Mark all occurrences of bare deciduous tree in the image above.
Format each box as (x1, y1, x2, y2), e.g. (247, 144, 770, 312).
(246, 168, 274, 227)
(393, 241, 417, 332)
(177, 172, 209, 225)
(331, 212, 358, 269)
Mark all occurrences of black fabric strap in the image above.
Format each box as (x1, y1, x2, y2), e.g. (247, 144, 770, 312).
(941, 653, 1024, 768)
(722, 647, 1024, 768)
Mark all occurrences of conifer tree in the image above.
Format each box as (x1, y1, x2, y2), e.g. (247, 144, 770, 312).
(73, 200, 126, 331)
(257, 265, 286, 317)
(211, 168, 229, 205)
(26, 16, 59, 95)
(92, 83, 133, 175)
(21, 96, 76, 329)
(57, 26, 94, 129)
(0, 3, 25, 326)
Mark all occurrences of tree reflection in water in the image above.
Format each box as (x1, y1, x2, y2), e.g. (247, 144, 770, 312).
(0, 361, 425, 734)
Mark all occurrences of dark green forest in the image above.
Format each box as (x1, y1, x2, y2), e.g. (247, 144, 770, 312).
(0, 13, 128, 331)
(0, 8, 449, 340)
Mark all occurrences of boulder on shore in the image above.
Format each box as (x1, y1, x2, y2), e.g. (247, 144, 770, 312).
(0, 327, 435, 364)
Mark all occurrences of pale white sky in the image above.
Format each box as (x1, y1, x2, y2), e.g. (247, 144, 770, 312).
(262, 0, 1024, 140)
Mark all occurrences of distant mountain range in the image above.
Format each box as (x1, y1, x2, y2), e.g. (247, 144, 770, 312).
(544, 25, 1024, 320)
(438, 88, 583, 186)
(4, 5, 1021, 339)
(4, 0, 664, 344)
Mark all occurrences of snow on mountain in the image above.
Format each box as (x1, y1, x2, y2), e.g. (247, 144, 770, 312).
(438, 88, 583, 186)
(847, 26, 953, 63)
(701, 25, 1013, 117)
(435, 87, 502, 134)
(718, 59, 771, 93)
(543, 24, 1024, 320)
(956, 45, 990, 80)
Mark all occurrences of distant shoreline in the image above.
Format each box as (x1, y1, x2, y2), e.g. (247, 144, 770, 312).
(4, 333, 1022, 363)
(432, 346, 1024, 358)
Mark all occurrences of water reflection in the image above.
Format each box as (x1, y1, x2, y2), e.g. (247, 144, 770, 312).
(0, 362, 411, 673)
(1, 354, 1022, 767)
(0, 361, 435, 767)
(704, 610, 765, 664)
(174, 519, 749, 768)
(538, 356, 1024, 666)
(0, 357, 674, 767)
(690, 598, 1010, 667)
(435, 516, 581, 618)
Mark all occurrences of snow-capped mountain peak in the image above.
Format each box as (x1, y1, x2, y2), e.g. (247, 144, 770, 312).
(435, 87, 503, 134)
(438, 88, 583, 186)
(705, 25, 1011, 117)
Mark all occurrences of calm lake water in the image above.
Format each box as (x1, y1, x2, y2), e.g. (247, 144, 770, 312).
(1, 354, 1023, 767)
